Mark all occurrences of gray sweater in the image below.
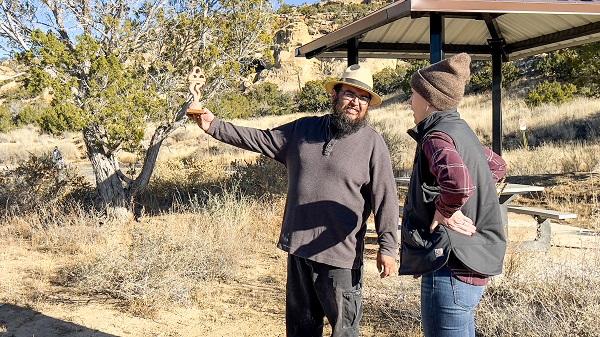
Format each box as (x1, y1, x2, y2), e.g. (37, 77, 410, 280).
(207, 115, 399, 269)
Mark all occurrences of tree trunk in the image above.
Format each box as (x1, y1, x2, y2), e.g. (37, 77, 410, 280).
(84, 127, 131, 219)
(90, 152, 128, 205)
(129, 103, 189, 197)
(82, 104, 189, 219)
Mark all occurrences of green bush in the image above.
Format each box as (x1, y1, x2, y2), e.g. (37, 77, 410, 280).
(575, 42, 600, 97)
(534, 49, 579, 82)
(276, 4, 295, 15)
(525, 81, 577, 107)
(0, 105, 14, 132)
(208, 82, 295, 119)
(373, 66, 406, 95)
(469, 61, 521, 93)
(247, 82, 295, 116)
(532, 43, 600, 97)
(208, 92, 254, 119)
(297, 79, 332, 113)
(13, 102, 86, 134)
(38, 103, 86, 135)
(14, 104, 43, 126)
(399, 60, 430, 96)
(298, 5, 318, 17)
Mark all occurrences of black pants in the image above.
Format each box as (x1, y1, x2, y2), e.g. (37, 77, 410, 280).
(286, 254, 363, 337)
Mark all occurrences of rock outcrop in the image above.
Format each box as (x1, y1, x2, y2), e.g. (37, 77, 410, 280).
(260, 1, 398, 92)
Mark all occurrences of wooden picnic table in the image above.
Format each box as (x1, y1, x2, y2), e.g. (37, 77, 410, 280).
(395, 177, 545, 227)
(395, 177, 580, 250)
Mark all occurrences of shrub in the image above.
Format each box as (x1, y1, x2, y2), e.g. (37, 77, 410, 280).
(525, 81, 577, 107)
(14, 104, 43, 126)
(534, 49, 579, 82)
(532, 43, 600, 97)
(230, 155, 288, 197)
(477, 251, 600, 336)
(297, 79, 332, 112)
(208, 83, 295, 119)
(469, 61, 521, 93)
(276, 4, 295, 15)
(298, 5, 318, 17)
(575, 42, 600, 97)
(55, 188, 274, 317)
(13, 102, 85, 134)
(247, 82, 295, 116)
(37, 103, 86, 135)
(0, 105, 13, 132)
(207, 91, 254, 119)
(370, 119, 413, 176)
(373, 66, 406, 95)
(399, 60, 430, 96)
(0, 152, 92, 215)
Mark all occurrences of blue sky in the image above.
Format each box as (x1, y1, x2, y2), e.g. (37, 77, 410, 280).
(0, 0, 319, 58)
(283, 0, 320, 5)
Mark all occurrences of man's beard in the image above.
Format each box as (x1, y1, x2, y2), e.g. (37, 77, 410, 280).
(330, 98, 368, 138)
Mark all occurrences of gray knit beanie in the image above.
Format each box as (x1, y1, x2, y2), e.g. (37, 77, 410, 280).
(410, 53, 471, 111)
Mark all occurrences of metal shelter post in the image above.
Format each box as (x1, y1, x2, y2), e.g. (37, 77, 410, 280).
(489, 38, 504, 155)
(347, 37, 359, 66)
(430, 14, 445, 63)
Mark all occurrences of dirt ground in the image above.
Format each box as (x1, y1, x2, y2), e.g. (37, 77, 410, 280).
(0, 236, 424, 337)
(0, 216, 597, 337)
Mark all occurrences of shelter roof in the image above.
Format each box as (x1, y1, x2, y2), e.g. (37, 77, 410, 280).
(295, 0, 600, 60)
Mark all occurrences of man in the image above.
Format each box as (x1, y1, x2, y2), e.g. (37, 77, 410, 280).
(187, 64, 399, 337)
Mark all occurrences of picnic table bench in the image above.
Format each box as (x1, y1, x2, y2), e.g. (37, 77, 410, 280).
(395, 177, 577, 250)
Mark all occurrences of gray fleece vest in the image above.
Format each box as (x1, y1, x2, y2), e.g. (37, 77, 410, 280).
(399, 111, 506, 276)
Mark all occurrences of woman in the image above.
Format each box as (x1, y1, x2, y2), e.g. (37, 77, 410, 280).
(399, 53, 507, 337)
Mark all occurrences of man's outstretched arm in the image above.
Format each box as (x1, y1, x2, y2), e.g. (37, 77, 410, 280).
(189, 107, 293, 163)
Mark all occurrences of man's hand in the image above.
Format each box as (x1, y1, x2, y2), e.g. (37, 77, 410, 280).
(187, 104, 215, 132)
(430, 209, 476, 236)
(376, 252, 396, 278)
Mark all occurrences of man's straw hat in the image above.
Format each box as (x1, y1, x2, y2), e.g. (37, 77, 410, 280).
(324, 64, 383, 107)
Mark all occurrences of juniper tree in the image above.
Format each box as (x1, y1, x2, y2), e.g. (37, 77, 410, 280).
(0, 0, 275, 216)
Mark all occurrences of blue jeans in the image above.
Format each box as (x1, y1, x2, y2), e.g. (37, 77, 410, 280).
(421, 266, 485, 337)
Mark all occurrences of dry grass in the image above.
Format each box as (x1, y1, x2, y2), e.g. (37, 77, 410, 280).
(0, 205, 104, 255)
(0, 126, 82, 165)
(505, 143, 600, 175)
(477, 247, 600, 336)
(1, 95, 600, 331)
(51, 188, 281, 317)
(356, 247, 600, 337)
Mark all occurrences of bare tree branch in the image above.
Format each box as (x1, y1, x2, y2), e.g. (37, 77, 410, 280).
(0, 2, 32, 50)
(43, 0, 74, 50)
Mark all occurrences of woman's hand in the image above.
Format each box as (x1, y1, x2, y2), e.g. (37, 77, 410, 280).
(430, 209, 476, 236)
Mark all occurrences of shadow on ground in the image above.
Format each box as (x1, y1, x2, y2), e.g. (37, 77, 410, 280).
(503, 110, 600, 150)
(507, 172, 595, 187)
(0, 303, 116, 337)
